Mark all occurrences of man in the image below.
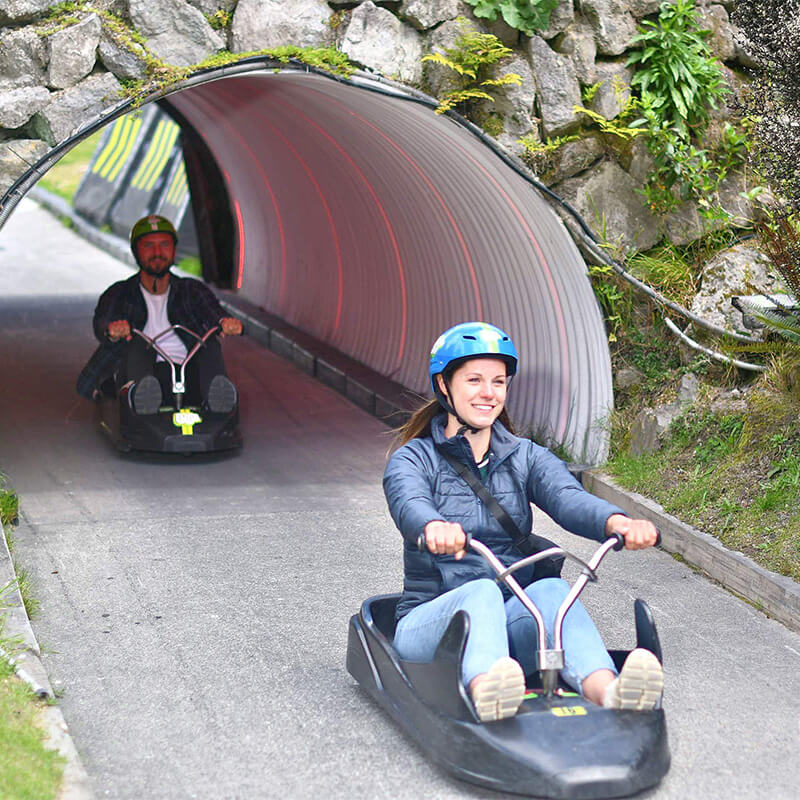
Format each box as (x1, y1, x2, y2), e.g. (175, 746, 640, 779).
(77, 214, 243, 414)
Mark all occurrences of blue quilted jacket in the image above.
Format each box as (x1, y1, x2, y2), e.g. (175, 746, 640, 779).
(383, 415, 626, 619)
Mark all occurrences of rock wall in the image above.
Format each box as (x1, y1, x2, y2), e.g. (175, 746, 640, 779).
(0, 0, 756, 255)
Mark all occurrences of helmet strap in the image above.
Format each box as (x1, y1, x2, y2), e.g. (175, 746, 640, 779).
(438, 376, 480, 435)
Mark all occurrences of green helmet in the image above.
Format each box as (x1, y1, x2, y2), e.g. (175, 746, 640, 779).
(130, 214, 178, 253)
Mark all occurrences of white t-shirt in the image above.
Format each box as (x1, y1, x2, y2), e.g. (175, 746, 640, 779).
(140, 286, 188, 363)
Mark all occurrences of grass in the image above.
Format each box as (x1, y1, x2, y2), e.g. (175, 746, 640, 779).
(1, 555, 65, 799)
(607, 386, 800, 581)
(0, 652, 65, 800)
(35, 130, 104, 203)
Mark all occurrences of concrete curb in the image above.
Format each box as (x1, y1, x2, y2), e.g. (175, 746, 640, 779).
(583, 471, 800, 634)
(1, 522, 95, 799)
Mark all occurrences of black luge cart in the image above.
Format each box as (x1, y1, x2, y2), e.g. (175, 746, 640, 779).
(96, 325, 241, 455)
(346, 536, 670, 799)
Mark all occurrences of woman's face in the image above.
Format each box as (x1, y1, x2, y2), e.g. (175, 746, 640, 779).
(438, 358, 508, 430)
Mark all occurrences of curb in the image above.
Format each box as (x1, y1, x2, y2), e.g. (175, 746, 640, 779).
(582, 471, 800, 634)
(23, 189, 800, 638)
(1, 521, 95, 799)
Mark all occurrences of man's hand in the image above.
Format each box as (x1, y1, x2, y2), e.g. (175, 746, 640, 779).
(220, 317, 243, 337)
(424, 520, 468, 560)
(605, 513, 658, 550)
(107, 320, 131, 342)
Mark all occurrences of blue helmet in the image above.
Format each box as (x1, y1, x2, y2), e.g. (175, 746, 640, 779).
(429, 323, 518, 407)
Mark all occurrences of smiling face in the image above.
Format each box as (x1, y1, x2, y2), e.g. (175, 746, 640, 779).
(136, 232, 175, 273)
(438, 357, 508, 431)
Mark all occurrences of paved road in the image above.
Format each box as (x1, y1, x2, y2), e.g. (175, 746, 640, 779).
(1, 199, 799, 799)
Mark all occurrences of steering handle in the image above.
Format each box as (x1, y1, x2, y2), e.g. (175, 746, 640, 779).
(416, 532, 472, 553)
(606, 529, 661, 551)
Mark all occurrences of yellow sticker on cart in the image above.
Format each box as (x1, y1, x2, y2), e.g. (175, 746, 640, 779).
(551, 706, 588, 717)
(173, 409, 202, 435)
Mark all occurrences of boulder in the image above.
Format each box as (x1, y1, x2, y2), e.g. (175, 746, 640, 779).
(580, 0, 638, 57)
(538, 0, 575, 40)
(129, 0, 224, 66)
(0, 138, 50, 195)
(423, 18, 465, 97)
(554, 159, 660, 252)
(231, 0, 333, 52)
(528, 35, 581, 138)
(98, 30, 149, 81)
(624, 134, 654, 184)
(627, 0, 662, 17)
(0, 27, 48, 92)
(587, 60, 633, 120)
(0, 0, 51, 26)
(0, 86, 51, 130)
(400, 0, 469, 31)
(664, 170, 754, 246)
(696, 3, 736, 62)
(47, 13, 102, 90)
(629, 374, 699, 456)
(29, 72, 122, 146)
(187, 0, 237, 12)
(615, 367, 645, 389)
(341, 2, 424, 84)
(541, 135, 604, 185)
(690, 243, 784, 334)
(489, 56, 536, 156)
(554, 20, 597, 85)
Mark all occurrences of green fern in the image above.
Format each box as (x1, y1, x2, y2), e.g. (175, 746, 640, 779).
(423, 20, 522, 116)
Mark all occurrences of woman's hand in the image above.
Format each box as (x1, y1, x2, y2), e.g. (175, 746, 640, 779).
(424, 520, 468, 560)
(605, 514, 658, 550)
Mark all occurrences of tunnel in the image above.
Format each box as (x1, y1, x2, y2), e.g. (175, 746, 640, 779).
(0, 60, 613, 464)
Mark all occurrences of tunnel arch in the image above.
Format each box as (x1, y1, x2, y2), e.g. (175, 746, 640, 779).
(0, 59, 613, 464)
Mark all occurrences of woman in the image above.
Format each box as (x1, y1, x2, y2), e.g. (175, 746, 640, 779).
(383, 322, 664, 722)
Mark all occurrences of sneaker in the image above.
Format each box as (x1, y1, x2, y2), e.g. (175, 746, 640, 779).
(603, 648, 664, 711)
(471, 657, 525, 722)
(130, 375, 162, 415)
(206, 375, 237, 414)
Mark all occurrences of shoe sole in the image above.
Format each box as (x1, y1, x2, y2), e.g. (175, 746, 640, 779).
(132, 375, 162, 415)
(472, 657, 525, 722)
(207, 375, 237, 414)
(615, 648, 664, 710)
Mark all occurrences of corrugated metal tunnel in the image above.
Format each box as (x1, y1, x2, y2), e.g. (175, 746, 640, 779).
(2, 65, 613, 463)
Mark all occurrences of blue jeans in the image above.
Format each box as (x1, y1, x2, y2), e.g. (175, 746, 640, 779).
(393, 578, 616, 694)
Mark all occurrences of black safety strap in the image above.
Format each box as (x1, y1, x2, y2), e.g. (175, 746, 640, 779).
(435, 445, 554, 557)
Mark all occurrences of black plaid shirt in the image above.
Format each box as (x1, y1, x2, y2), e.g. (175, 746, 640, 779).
(77, 272, 229, 398)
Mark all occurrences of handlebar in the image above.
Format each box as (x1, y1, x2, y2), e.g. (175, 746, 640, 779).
(131, 325, 221, 405)
(416, 528, 660, 696)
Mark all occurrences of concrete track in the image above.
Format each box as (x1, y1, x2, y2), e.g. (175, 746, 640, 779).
(1, 199, 799, 799)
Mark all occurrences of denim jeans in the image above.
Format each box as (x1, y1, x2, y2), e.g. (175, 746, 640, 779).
(393, 577, 616, 694)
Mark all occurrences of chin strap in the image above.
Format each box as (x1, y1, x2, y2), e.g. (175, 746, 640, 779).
(141, 265, 171, 291)
(438, 378, 480, 435)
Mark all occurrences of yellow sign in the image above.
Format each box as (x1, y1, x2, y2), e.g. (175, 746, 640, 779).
(173, 409, 202, 435)
(551, 706, 588, 717)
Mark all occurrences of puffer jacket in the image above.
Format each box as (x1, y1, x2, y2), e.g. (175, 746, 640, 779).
(383, 414, 626, 619)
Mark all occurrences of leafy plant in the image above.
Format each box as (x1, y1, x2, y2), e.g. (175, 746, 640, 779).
(464, 0, 558, 36)
(517, 132, 579, 174)
(588, 263, 632, 341)
(205, 10, 232, 31)
(422, 21, 522, 115)
(574, 101, 645, 142)
(625, 0, 743, 217)
(626, 243, 697, 305)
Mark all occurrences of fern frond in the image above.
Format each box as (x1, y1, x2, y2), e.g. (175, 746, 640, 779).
(481, 72, 523, 88)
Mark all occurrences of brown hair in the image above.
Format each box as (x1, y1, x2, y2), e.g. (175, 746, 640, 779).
(391, 395, 516, 450)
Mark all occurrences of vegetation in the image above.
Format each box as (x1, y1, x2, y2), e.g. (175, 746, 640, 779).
(464, 0, 558, 36)
(625, 0, 748, 218)
(35, 131, 103, 202)
(422, 21, 522, 115)
(1, 480, 65, 800)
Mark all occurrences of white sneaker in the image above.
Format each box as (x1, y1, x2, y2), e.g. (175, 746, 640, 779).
(471, 657, 525, 722)
(603, 648, 664, 711)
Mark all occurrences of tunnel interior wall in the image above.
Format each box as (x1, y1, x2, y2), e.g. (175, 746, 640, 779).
(165, 71, 613, 463)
